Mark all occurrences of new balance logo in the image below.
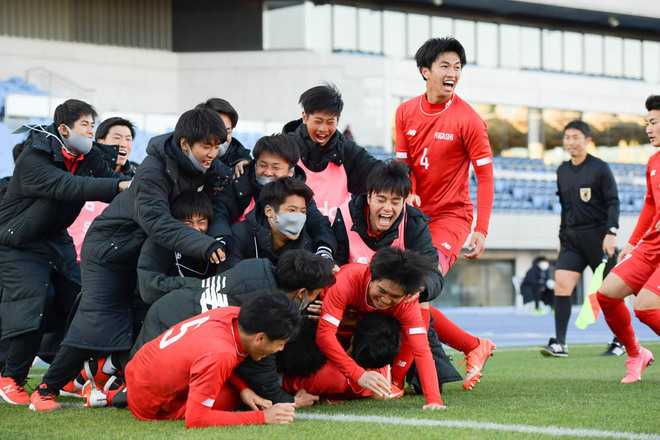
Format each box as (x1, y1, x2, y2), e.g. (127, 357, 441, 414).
(440, 242, 452, 250)
(3, 385, 13, 393)
(407, 129, 417, 136)
(434, 132, 454, 141)
(652, 170, 656, 176)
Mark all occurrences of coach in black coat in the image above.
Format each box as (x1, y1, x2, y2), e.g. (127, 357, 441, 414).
(36, 108, 228, 397)
(0, 116, 126, 380)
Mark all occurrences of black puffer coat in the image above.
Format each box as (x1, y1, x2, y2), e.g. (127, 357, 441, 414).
(61, 133, 222, 351)
(0, 124, 122, 339)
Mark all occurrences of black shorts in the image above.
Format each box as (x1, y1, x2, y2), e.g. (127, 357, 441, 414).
(557, 228, 616, 274)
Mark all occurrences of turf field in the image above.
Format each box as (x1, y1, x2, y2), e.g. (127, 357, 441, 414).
(2, 341, 659, 440)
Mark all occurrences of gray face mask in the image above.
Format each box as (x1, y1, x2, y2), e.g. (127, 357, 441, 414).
(293, 291, 309, 311)
(183, 146, 209, 173)
(255, 175, 277, 187)
(218, 140, 230, 157)
(60, 125, 93, 155)
(269, 209, 306, 238)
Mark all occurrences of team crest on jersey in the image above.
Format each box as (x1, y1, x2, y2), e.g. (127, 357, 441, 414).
(580, 187, 591, 202)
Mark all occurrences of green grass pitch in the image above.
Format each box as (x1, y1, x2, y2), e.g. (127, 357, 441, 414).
(2, 341, 658, 440)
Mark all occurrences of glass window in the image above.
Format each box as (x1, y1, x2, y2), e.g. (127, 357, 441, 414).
(407, 13, 430, 58)
(308, 3, 331, 52)
(623, 39, 642, 79)
(454, 20, 476, 63)
(332, 4, 357, 51)
(357, 8, 381, 53)
(262, 2, 306, 50)
(476, 22, 498, 68)
(382, 10, 406, 58)
(584, 33, 603, 75)
(500, 25, 520, 69)
(431, 16, 453, 38)
(604, 36, 623, 77)
(520, 27, 541, 69)
(475, 104, 529, 156)
(643, 41, 660, 83)
(543, 109, 582, 150)
(583, 112, 647, 149)
(431, 260, 515, 307)
(542, 29, 562, 71)
(563, 31, 583, 73)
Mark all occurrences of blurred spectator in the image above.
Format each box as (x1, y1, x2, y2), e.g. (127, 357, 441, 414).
(521, 256, 554, 314)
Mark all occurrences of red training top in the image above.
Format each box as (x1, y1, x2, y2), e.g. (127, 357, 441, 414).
(125, 307, 264, 428)
(628, 150, 660, 247)
(316, 263, 442, 405)
(395, 93, 494, 236)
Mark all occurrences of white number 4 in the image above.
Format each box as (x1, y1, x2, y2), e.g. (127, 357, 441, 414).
(159, 315, 210, 349)
(420, 148, 429, 169)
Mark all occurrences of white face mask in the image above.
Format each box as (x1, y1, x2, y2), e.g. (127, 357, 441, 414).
(182, 145, 209, 173)
(269, 208, 306, 238)
(218, 140, 230, 157)
(255, 175, 277, 187)
(538, 262, 550, 271)
(59, 125, 93, 155)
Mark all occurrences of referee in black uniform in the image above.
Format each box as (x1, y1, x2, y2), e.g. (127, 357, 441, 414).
(540, 120, 621, 357)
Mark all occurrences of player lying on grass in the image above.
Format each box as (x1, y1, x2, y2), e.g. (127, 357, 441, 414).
(279, 313, 401, 402)
(89, 292, 301, 427)
(316, 247, 446, 410)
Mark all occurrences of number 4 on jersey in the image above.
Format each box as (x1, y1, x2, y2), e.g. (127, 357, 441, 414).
(420, 148, 430, 169)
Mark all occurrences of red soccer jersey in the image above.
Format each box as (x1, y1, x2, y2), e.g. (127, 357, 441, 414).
(125, 307, 265, 428)
(282, 362, 389, 400)
(395, 93, 494, 236)
(316, 263, 442, 405)
(628, 151, 660, 247)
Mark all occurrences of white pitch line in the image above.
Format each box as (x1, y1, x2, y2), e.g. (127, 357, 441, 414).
(296, 413, 660, 440)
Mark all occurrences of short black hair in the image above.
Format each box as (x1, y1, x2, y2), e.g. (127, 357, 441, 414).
(174, 107, 227, 148)
(299, 82, 343, 116)
(275, 249, 335, 292)
(238, 291, 301, 341)
(276, 319, 326, 377)
(170, 190, 213, 223)
(252, 134, 300, 167)
(564, 120, 591, 138)
(367, 159, 412, 199)
(415, 37, 467, 81)
(197, 98, 239, 129)
(646, 95, 660, 112)
(258, 176, 314, 211)
(370, 248, 436, 295)
(352, 313, 401, 369)
(12, 142, 25, 162)
(53, 99, 98, 128)
(95, 117, 136, 141)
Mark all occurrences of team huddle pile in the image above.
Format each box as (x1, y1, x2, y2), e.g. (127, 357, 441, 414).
(0, 37, 657, 428)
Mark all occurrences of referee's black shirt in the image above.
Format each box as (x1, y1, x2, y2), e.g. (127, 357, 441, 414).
(557, 154, 619, 239)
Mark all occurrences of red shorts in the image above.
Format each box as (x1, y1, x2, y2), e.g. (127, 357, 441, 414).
(427, 215, 472, 273)
(611, 238, 660, 296)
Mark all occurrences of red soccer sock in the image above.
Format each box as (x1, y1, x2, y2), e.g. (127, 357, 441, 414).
(634, 309, 660, 336)
(430, 306, 478, 354)
(390, 337, 414, 388)
(597, 292, 640, 355)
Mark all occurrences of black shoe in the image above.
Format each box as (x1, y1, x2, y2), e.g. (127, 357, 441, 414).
(539, 338, 568, 357)
(601, 338, 626, 356)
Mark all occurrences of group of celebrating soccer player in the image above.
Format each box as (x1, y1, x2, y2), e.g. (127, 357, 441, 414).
(0, 36, 657, 428)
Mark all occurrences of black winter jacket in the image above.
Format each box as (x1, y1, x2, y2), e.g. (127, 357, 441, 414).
(282, 119, 381, 196)
(209, 163, 336, 254)
(333, 194, 444, 302)
(219, 137, 251, 167)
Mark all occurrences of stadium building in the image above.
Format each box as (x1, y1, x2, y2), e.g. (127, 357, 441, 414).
(0, 0, 658, 308)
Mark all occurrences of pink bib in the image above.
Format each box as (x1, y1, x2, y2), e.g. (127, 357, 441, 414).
(338, 201, 406, 265)
(298, 160, 350, 223)
(235, 196, 256, 223)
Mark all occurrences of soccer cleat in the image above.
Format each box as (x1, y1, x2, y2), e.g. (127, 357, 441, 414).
(29, 383, 62, 411)
(0, 375, 31, 405)
(621, 346, 654, 384)
(601, 338, 626, 357)
(389, 383, 404, 399)
(460, 338, 496, 390)
(539, 338, 568, 358)
(59, 379, 84, 398)
(82, 381, 108, 408)
(81, 358, 112, 390)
